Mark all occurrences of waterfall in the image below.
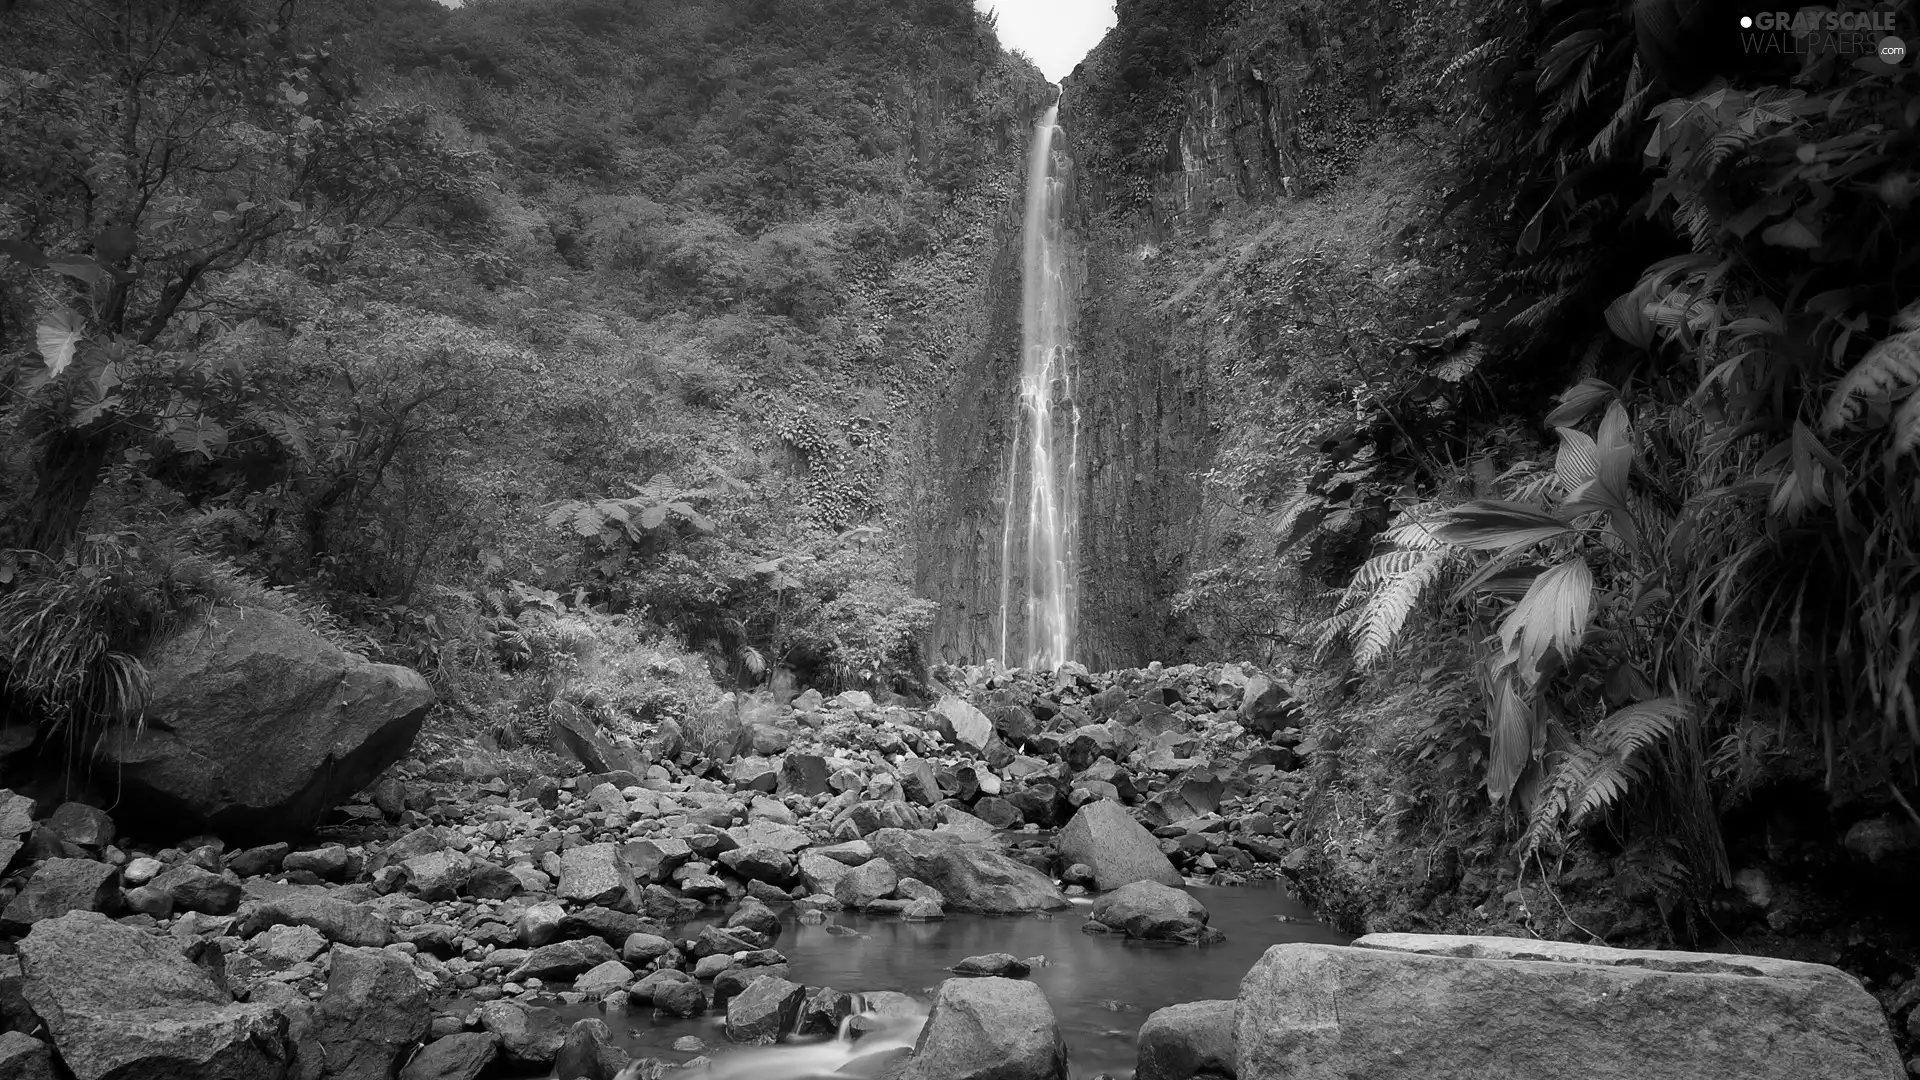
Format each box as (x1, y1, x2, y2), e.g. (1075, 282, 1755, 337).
(997, 103, 1079, 671)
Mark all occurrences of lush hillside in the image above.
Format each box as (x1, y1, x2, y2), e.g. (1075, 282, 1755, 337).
(0, 0, 1047, 761)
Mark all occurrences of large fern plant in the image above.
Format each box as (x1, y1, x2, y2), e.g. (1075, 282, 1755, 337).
(1311, 506, 1459, 668)
(1320, 386, 1738, 893)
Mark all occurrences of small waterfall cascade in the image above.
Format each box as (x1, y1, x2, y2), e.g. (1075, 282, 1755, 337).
(997, 102, 1080, 671)
(668, 1000, 928, 1079)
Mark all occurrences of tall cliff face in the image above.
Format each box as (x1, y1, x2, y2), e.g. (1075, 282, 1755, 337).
(887, 77, 1049, 669)
(904, 1, 1434, 669)
(1057, 3, 1420, 666)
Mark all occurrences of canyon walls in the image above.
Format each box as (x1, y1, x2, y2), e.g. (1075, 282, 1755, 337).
(906, 1, 1420, 668)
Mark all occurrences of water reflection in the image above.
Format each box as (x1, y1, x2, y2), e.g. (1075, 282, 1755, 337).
(535, 880, 1347, 1079)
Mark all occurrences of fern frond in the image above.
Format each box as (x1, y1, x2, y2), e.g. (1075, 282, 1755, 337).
(1674, 193, 1716, 253)
(1821, 329, 1920, 431)
(1308, 606, 1362, 659)
(1382, 517, 1442, 550)
(1543, 42, 1601, 129)
(1894, 298, 1920, 332)
(1351, 547, 1431, 589)
(1273, 478, 1324, 547)
(1520, 746, 1591, 859)
(1509, 289, 1576, 330)
(1593, 696, 1691, 757)
(1570, 751, 1644, 822)
(572, 505, 607, 538)
(1700, 127, 1753, 174)
(1585, 56, 1648, 163)
(1354, 547, 1448, 668)
(1438, 39, 1502, 84)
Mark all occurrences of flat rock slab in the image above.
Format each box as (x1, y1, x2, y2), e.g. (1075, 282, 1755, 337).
(235, 893, 391, 947)
(1236, 935, 1904, 1080)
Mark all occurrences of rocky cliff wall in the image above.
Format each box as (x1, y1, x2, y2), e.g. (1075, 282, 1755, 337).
(903, 3, 1412, 668)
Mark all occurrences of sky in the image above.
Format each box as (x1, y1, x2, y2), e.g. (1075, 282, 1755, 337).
(428, 0, 1117, 83)
(973, 0, 1117, 83)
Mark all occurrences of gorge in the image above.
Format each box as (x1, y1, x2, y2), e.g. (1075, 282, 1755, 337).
(0, 0, 1918, 1078)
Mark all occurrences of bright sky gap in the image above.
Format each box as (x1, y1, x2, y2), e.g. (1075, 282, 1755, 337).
(973, 0, 1117, 83)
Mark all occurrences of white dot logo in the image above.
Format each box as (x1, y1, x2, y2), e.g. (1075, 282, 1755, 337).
(1740, 15, 1753, 27)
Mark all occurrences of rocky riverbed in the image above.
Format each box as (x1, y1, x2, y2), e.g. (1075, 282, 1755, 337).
(0, 657, 1329, 1079)
(0, 648, 1911, 1080)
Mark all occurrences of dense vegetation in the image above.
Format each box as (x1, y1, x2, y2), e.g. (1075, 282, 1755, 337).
(5, 0, 1915, 943)
(1069, 0, 1919, 928)
(0, 0, 1046, 760)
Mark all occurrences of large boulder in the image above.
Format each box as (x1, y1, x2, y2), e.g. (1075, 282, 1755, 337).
(777, 753, 832, 797)
(1137, 999, 1236, 1080)
(1235, 934, 1905, 1080)
(932, 697, 994, 751)
(476, 1000, 563, 1066)
(17, 911, 292, 1080)
(0, 858, 117, 931)
(1086, 881, 1220, 944)
(725, 975, 807, 1045)
(1236, 675, 1303, 737)
(833, 857, 899, 908)
(507, 939, 619, 982)
(314, 945, 432, 1080)
(1142, 771, 1223, 826)
(94, 608, 433, 842)
(552, 1019, 629, 1080)
(548, 701, 646, 776)
(867, 829, 1067, 913)
(1056, 800, 1182, 891)
(556, 843, 640, 909)
(399, 1033, 497, 1080)
(900, 977, 1067, 1080)
(149, 865, 242, 915)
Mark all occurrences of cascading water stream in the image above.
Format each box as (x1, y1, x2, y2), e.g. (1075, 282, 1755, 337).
(669, 1002, 928, 1080)
(998, 103, 1080, 671)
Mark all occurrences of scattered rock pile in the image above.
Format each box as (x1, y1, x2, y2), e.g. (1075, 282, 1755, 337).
(0, 651, 1907, 1080)
(0, 659, 1303, 1078)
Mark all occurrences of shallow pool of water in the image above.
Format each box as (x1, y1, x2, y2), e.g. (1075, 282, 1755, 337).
(530, 879, 1348, 1078)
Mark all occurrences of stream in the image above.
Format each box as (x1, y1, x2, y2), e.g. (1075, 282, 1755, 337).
(526, 880, 1348, 1078)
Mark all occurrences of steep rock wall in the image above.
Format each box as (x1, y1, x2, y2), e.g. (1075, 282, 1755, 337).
(886, 75, 1041, 667)
(903, 4, 1412, 668)
(1044, 8, 1408, 665)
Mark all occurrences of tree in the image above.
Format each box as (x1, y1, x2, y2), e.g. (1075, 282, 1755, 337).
(0, 0, 487, 552)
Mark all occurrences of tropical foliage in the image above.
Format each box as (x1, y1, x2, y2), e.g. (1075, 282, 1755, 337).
(1069, 0, 1919, 925)
(1, 0, 1042, 753)
(1297, 0, 1920, 916)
